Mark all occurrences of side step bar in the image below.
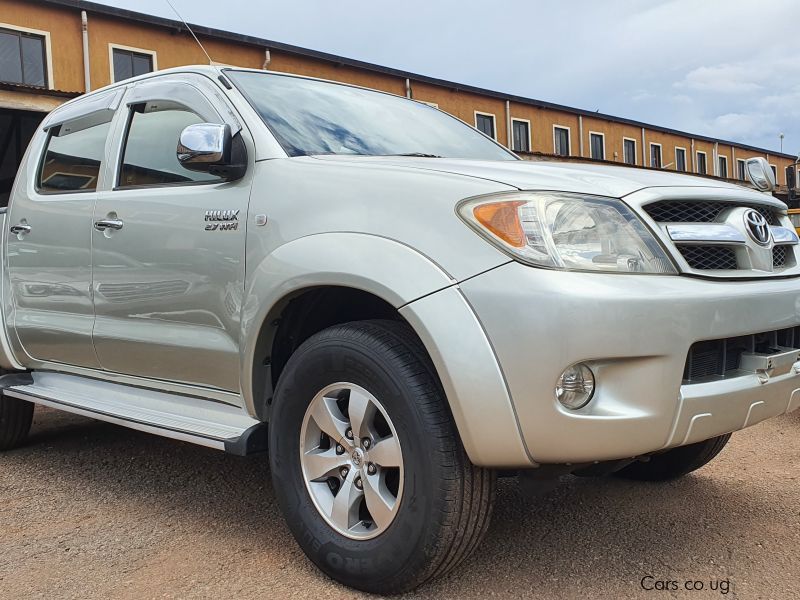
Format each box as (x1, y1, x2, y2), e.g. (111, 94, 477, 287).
(2, 372, 267, 455)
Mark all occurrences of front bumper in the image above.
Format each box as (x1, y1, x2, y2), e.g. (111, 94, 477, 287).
(459, 262, 800, 464)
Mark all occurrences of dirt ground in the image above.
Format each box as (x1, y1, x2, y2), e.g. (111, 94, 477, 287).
(1, 406, 798, 599)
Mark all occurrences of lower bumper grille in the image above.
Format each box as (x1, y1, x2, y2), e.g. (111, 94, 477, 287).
(684, 327, 800, 382)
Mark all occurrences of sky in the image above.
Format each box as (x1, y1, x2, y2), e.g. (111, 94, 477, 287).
(96, 0, 799, 155)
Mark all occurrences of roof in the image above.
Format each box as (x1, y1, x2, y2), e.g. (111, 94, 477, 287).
(36, 0, 796, 160)
(0, 81, 80, 98)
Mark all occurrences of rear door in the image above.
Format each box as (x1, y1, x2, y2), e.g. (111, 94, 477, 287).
(5, 89, 122, 368)
(91, 75, 253, 392)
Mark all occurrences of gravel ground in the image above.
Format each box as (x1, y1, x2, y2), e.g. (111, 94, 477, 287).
(1, 406, 798, 599)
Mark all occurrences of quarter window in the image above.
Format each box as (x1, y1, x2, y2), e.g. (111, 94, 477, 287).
(589, 133, 604, 160)
(475, 113, 495, 139)
(675, 148, 686, 172)
(553, 126, 570, 156)
(0, 27, 47, 87)
(112, 48, 154, 82)
(38, 120, 111, 192)
(512, 119, 530, 153)
(696, 151, 707, 175)
(623, 139, 636, 165)
(118, 105, 222, 188)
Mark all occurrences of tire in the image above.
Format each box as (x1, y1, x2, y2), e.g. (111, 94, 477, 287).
(0, 392, 34, 451)
(613, 433, 731, 481)
(268, 319, 496, 594)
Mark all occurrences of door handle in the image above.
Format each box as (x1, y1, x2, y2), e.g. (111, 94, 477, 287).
(94, 219, 124, 231)
(9, 223, 31, 235)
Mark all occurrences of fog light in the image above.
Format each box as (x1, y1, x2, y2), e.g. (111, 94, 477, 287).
(556, 363, 595, 409)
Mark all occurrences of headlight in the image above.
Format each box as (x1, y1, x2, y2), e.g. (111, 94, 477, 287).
(458, 191, 677, 274)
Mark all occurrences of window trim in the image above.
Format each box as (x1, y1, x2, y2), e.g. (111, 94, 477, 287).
(696, 150, 708, 175)
(588, 131, 605, 161)
(717, 154, 729, 179)
(769, 164, 778, 183)
(674, 146, 687, 172)
(649, 142, 663, 168)
(737, 158, 746, 181)
(622, 137, 637, 165)
(473, 111, 497, 140)
(109, 43, 158, 83)
(552, 125, 571, 156)
(511, 117, 531, 153)
(0, 21, 54, 89)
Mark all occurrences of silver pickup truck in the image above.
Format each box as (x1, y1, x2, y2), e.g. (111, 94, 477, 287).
(2, 66, 799, 594)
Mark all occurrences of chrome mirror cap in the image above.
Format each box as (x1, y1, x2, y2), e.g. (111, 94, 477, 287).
(177, 123, 231, 169)
(745, 157, 776, 192)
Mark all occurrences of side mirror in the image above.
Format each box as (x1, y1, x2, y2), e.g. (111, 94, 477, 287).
(744, 157, 776, 192)
(177, 123, 246, 181)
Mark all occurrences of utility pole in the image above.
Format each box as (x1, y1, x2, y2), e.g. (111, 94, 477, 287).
(780, 133, 785, 153)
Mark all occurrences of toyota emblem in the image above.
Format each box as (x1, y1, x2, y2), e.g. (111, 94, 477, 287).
(743, 209, 771, 246)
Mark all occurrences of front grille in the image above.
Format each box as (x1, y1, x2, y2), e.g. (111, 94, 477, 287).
(675, 245, 737, 270)
(684, 327, 800, 382)
(645, 200, 778, 225)
(773, 245, 788, 267)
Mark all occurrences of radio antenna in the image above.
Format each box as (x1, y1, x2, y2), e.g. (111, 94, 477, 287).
(165, 0, 214, 65)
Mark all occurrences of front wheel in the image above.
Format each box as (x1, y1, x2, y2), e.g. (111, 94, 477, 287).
(269, 320, 495, 594)
(0, 392, 34, 451)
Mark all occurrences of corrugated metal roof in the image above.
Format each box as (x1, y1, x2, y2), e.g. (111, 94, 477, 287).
(0, 81, 80, 97)
(34, 0, 797, 160)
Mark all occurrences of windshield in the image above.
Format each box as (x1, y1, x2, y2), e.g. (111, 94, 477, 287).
(226, 70, 517, 161)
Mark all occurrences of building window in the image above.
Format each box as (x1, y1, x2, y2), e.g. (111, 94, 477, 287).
(696, 151, 707, 175)
(737, 159, 746, 181)
(787, 166, 796, 189)
(770, 164, 778, 181)
(111, 46, 155, 82)
(650, 143, 662, 168)
(718, 155, 728, 179)
(589, 132, 605, 160)
(511, 119, 530, 153)
(474, 112, 496, 139)
(675, 147, 687, 172)
(623, 138, 636, 165)
(0, 26, 47, 87)
(119, 105, 222, 187)
(38, 120, 112, 192)
(553, 126, 570, 156)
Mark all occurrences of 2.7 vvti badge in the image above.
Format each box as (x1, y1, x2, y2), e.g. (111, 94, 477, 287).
(1, 66, 798, 595)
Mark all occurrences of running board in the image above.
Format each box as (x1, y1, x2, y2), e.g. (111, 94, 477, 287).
(2, 372, 266, 455)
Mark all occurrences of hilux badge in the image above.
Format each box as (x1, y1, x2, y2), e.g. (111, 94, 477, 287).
(204, 209, 239, 231)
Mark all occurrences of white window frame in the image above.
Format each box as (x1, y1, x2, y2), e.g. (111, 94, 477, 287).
(696, 150, 708, 175)
(588, 131, 606, 161)
(718, 154, 729, 179)
(552, 125, 571, 156)
(736, 158, 746, 181)
(622, 137, 637, 165)
(511, 118, 531, 153)
(674, 147, 687, 172)
(0, 21, 54, 89)
(473, 111, 497, 140)
(109, 43, 158, 83)
(770, 164, 778, 183)
(649, 142, 663, 168)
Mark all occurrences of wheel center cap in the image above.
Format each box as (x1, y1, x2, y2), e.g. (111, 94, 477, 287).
(351, 447, 364, 468)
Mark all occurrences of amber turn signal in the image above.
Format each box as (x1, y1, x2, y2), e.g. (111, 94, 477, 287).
(472, 201, 526, 248)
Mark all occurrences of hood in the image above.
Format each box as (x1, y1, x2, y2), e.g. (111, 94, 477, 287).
(312, 155, 756, 199)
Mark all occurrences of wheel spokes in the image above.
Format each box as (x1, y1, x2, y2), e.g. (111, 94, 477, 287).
(330, 471, 363, 532)
(362, 473, 396, 530)
(310, 395, 350, 442)
(347, 388, 375, 441)
(303, 447, 348, 481)
(368, 435, 401, 468)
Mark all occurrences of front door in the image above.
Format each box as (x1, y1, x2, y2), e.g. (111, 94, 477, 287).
(92, 77, 252, 392)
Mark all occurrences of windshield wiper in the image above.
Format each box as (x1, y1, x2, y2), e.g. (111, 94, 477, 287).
(383, 152, 444, 158)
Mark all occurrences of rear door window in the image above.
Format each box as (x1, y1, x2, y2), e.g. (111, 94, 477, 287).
(37, 120, 111, 193)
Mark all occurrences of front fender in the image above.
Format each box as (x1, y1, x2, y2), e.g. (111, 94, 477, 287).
(240, 232, 456, 412)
